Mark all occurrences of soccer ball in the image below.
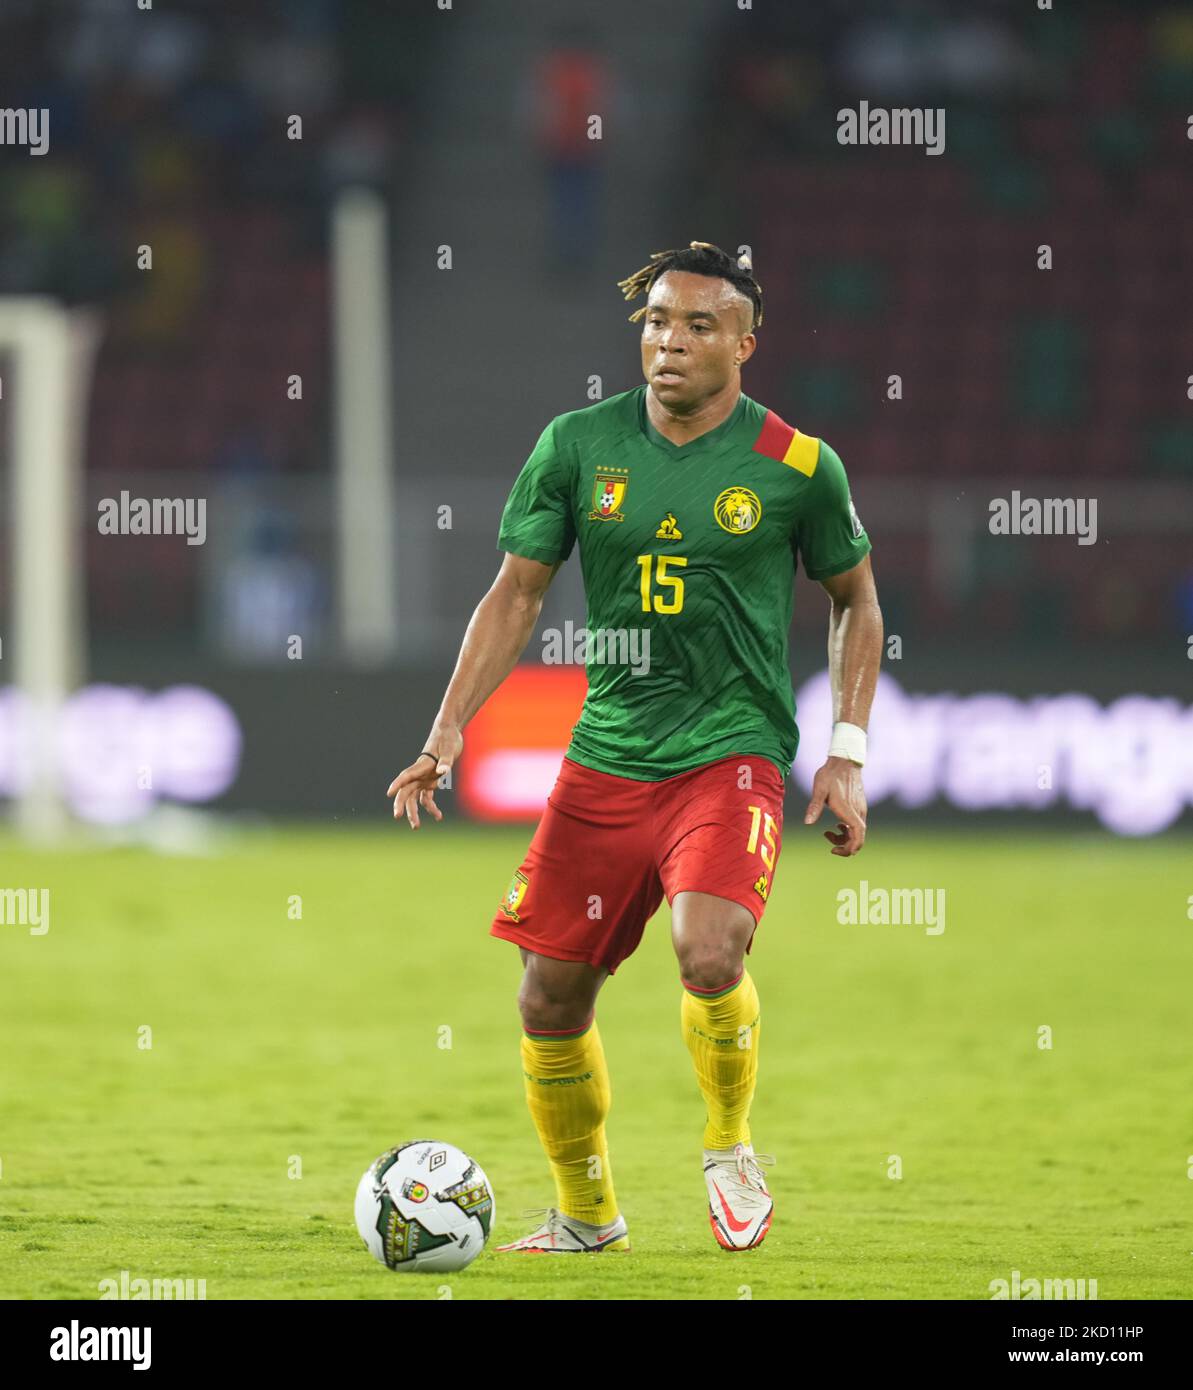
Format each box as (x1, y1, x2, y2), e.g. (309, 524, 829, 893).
(354, 1139, 495, 1273)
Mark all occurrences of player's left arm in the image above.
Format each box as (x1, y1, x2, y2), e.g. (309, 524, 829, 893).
(804, 553, 883, 855)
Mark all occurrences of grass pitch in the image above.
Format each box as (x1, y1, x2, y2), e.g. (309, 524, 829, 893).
(1, 822, 1190, 1300)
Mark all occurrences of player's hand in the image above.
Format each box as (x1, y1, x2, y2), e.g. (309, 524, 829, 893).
(803, 756, 867, 855)
(386, 726, 463, 829)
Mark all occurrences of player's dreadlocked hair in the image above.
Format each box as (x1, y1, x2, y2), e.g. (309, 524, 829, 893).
(616, 241, 763, 332)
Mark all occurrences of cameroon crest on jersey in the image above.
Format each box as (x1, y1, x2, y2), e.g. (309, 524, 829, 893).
(588, 468, 629, 522)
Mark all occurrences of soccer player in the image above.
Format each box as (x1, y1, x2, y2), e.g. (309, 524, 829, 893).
(387, 241, 882, 1253)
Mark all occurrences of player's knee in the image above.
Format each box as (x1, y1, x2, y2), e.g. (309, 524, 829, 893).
(517, 973, 597, 1034)
(517, 986, 594, 1035)
(676, 942, 745, 993)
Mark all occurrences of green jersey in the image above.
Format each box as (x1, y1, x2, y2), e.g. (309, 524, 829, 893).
(496, 384, 871, 781)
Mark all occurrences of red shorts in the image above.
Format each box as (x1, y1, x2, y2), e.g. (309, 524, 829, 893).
(489, 753, 786, 975)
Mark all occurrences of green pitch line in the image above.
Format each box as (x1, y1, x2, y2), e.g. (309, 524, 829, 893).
(0, 826, 1189, 1300)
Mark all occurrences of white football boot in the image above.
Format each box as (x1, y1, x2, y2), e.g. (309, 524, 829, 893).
(495, 1206, 631, 1253)
(703, 1141, 775, 1250)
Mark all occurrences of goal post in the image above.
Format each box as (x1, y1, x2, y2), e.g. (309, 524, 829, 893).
(331, 187, 399, 664)
(0, 297, 102, 841)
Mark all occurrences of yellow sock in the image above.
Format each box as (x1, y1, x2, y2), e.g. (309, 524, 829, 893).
(681, 968, 760, 1151)
(521, 1017, 618, 1225)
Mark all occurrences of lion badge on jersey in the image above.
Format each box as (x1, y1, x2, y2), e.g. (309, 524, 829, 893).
(501, 870, 529, 922)
(714, 486, 762, 535)
(588, 468, 629, 522)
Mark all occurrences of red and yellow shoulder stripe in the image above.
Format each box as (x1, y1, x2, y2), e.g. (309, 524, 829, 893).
(751, 409, 820, 477)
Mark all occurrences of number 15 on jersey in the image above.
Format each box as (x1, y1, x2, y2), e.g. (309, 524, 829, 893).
(637, 554, 687, 614)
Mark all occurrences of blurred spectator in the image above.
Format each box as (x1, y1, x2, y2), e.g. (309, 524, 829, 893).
(518, 25, 613, 274)
(213, 508, 325, 662)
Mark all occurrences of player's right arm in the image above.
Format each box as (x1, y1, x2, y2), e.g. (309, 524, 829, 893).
(387, 551, 562, 828)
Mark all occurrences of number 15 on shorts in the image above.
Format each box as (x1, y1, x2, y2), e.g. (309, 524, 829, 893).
(746, 804, 777, 871)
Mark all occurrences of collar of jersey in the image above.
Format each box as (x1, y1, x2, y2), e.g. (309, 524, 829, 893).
(637, 384, 750, 458)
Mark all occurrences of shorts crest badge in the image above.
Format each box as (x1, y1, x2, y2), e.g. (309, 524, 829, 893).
(501, 869, 529, 921)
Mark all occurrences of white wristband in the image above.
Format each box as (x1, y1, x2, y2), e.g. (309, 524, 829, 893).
(828, 721, 867, 767)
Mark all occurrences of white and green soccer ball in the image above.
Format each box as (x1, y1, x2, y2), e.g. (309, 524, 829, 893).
(354, 1140, 495, 1273)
